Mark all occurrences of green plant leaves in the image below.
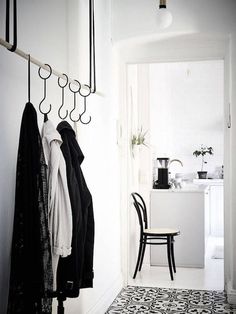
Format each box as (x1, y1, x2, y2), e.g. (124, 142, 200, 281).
(193, 145, 214, 157)
(131, 127, 148, 147)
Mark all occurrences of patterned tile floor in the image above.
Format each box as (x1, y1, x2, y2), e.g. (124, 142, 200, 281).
(106, 286, 236, 314)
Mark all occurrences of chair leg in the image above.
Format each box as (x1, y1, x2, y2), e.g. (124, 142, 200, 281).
(133, 240, 143, 279)
(171, 236, 176, 273)
(138, 237, 147, 271)
(167, 236, 174, 281)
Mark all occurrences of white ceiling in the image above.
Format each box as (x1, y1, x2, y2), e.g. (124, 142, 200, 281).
(111, 0, 236, 43)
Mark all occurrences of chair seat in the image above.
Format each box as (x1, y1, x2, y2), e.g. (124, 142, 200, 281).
(144, 228, 180, 236)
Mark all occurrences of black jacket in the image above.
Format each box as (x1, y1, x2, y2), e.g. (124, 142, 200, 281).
(7, 102, 53, 314)
(57, 121, 94, 298)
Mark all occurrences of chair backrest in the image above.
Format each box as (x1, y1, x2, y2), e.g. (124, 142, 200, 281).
(131, 192, 148, 233)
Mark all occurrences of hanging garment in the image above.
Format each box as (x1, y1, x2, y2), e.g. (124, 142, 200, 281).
(7, 102, 53, 314)
(42, 120, 73, 291)
(56, 121, 94, 298)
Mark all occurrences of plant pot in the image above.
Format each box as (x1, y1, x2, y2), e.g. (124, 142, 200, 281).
(197, 171, 207, 179)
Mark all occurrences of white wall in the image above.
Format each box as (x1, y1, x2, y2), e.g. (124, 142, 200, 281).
(112, 0, 236, 302)
(149, 60, 224, 178)
(0, 1, 122, 313)
(126, 64, 152, 277)
(64, 1, 123, 313)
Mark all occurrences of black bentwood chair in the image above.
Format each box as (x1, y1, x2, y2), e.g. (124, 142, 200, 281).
(131, 192, 180, 281)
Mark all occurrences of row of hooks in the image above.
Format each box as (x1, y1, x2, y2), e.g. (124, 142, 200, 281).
(38, 64, 91, 124)
(5, 0, 96, 124)
(5, 0, 95, 126)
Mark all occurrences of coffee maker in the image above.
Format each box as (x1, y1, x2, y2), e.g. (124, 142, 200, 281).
(153, 157, 171, 189)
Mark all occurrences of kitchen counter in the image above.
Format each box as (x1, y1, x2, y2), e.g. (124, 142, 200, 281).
(150, 187, 208, 268)
(193, 179, 223, 186)
(152, 185, 208, 193)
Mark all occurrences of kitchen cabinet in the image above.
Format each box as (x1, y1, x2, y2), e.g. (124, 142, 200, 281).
(209, 185, 223, 236)
(150, 186, 208, 268)
(193, 179, 224, 237)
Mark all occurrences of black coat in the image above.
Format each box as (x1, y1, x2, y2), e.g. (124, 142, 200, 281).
(7, 102, 53, 314)
(57, 122, 94, 298)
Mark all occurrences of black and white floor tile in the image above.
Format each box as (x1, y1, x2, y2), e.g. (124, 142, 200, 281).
(106, 286, 236, 313)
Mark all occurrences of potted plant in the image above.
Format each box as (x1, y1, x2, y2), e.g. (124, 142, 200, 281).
(193, 145, 214, 179)
(131, 126, 148, 157)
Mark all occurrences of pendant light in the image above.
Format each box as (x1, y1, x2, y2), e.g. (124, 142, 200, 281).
(156, 0, 173, 29)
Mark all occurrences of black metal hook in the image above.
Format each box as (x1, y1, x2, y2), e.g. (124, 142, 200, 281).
(58, 74, 69, 120)
(69, 80, 81, 123)
(38, 64, 52, 115)
(79, 84, 91, 98)
(78, 84, 91, 124)
(79, 96, 92, 125)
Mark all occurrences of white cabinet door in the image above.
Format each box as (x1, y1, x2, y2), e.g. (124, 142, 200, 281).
(204, 188, 210, 245)
(209, 185, 224, 237)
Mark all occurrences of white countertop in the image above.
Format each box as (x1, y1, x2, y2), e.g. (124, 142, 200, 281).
(151, 184, 208, 193)
(151, 179, 223, 193)
(193, 179, 224, 185)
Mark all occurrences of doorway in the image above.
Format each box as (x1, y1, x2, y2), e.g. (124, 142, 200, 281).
(122, 59, 225, 291)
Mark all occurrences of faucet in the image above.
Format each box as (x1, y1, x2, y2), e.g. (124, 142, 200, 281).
(169, 159, 183, 189)
(169, 159, 183, 167)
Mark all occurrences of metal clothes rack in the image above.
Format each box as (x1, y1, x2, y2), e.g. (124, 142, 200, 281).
(0, 37, 95, 93)
(1, 0, 98, 95)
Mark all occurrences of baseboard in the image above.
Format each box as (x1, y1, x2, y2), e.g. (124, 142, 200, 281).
(226, 281, 236, 305)
(87, 274, 123, 314)
(150, 263, 204, 268)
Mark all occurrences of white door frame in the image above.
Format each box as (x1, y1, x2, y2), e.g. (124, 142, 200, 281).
(117, 35, 230, 288)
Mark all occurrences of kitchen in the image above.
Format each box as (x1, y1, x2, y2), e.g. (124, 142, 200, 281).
(127, 59, 224, 290)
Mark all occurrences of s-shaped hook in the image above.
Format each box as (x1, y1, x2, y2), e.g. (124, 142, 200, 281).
(58, 74, 69, 120)
(79, 84, 92, 125)
(38, 64, 52, 116)
(69, 80, 81, 122)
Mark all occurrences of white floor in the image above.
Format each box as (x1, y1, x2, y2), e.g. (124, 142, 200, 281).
(128, 236, 224, 291)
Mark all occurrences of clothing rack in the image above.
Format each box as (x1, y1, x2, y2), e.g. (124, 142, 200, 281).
(0, 37, 100, 95)
(4, 1, 95, 312)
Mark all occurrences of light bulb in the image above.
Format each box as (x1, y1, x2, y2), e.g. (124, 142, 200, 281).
(156, 0, 173, 29)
